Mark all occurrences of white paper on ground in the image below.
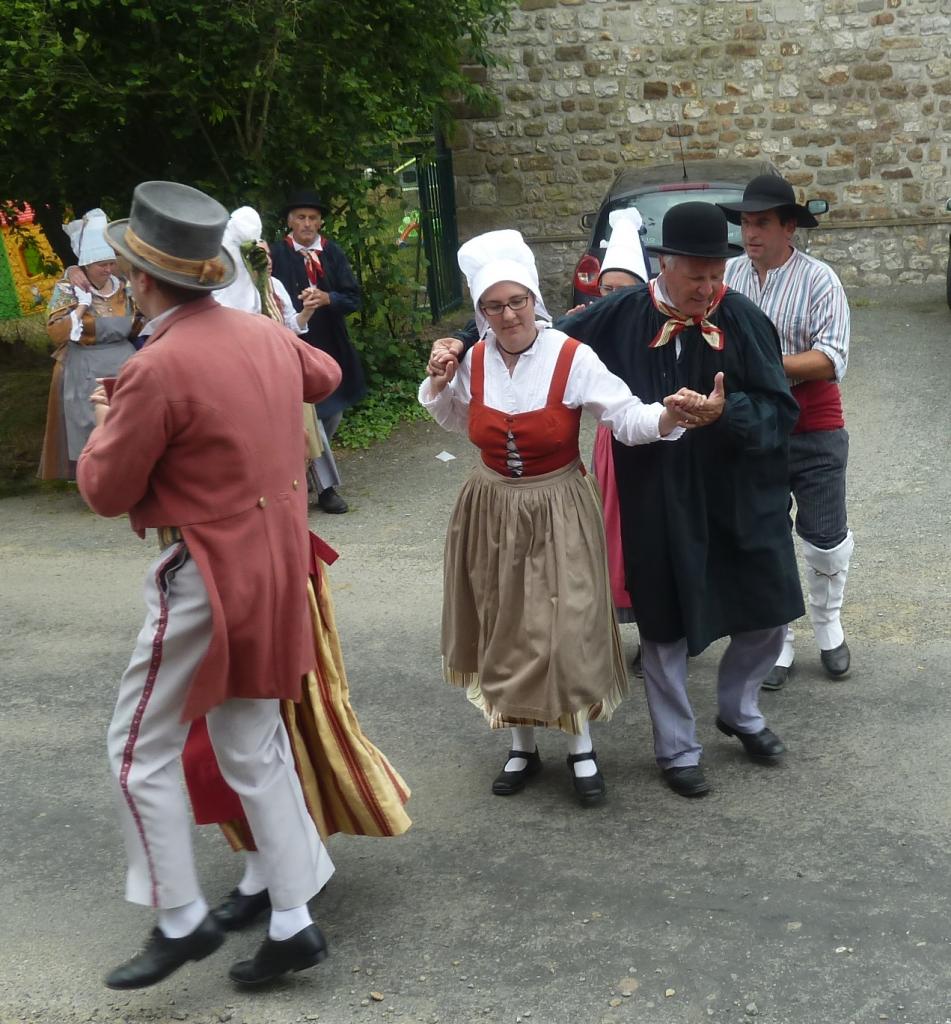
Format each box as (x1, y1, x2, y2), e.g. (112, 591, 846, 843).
(435, 450, 457, 462)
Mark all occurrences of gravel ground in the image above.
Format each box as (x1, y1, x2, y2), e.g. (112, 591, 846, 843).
(1, 285, 950, 1024)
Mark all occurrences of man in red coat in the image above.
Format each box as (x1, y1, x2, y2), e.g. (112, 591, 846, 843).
(78, 181, 343, 990)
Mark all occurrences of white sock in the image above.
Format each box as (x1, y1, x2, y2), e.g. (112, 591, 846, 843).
(158, 897, 209, 939)
(567, 724, 597, 778)
(504, 726, 536, 772)
(775, 624, 795, 669)
(269, 904, 313, 941)
(238, 850, 269, 896)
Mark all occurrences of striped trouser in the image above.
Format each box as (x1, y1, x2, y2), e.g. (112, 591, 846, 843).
(788, 428, 849, 549)
(106, 542, 334, 910)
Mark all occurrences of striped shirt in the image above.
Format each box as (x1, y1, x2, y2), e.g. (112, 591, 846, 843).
(724, 247, 850, 384)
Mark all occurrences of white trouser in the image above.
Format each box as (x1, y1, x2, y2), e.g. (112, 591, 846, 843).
(107, 543, 334, 910)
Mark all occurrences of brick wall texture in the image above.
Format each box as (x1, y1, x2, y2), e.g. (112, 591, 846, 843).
(451, 0, 951, 305)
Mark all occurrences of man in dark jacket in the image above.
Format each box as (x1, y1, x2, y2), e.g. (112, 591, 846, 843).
(270, 189, 367, 514)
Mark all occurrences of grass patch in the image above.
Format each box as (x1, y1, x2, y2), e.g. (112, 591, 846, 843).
(0, 366, 54, 496)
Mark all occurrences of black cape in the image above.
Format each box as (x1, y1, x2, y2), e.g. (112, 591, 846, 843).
(560, 284, 804, 654)
(270, 236, 367, 419)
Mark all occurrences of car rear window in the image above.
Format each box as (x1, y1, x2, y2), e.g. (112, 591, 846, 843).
(605, 188, 746, 250)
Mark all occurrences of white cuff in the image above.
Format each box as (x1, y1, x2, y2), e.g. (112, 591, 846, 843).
(69, 309, 84, 342)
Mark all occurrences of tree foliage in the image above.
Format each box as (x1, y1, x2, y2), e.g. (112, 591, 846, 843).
(1, 0, 511, 441)
(1, 0, 509, 217)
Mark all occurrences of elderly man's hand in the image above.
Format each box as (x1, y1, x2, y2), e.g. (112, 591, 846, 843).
(663, 373, 726, 428)
(687, 372, 725, 428)
(299, 286, 331, 309)
(428, 337, 463, 381)
(663, 387, 705, 427)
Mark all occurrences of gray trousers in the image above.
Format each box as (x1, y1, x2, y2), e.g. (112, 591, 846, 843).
(640, 626, 785, 768)
(106, 543, 334, 910)
(310, 409, 343, 493)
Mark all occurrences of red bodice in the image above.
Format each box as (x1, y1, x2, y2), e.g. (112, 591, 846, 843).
(467, 337, 583, 478)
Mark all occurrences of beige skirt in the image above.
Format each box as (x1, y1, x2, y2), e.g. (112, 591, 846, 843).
(442, 458, 627, 734)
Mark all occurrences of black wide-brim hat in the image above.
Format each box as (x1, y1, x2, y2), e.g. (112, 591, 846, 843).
(717, 174, 819, 228)
(648, 201, 743, 259)
(279, 188, 327, 221)
(106, 181, 236, 292)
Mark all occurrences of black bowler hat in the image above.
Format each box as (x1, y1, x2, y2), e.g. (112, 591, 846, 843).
(279, 188, 327, 221)
(648, 202, 743, 259)
(106, 181, 236, 291)
(718, 174, 820, 228)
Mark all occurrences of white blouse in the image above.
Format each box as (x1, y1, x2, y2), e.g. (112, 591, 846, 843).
(419, 325, 683, 447)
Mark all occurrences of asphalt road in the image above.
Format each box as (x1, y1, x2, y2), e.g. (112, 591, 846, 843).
(1, 286, 950, 1024)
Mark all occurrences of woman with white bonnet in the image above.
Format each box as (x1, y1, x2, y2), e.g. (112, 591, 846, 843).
(214, 205, 340, 496)
(420, 229, 701, 806)
(184, 207, 411, 933)
(597, 206, 648, 295)
(39, 209, 138, 479)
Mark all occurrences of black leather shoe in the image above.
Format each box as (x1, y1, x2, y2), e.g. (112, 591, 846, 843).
(820, 640, 850, 678)
(566, 751, 606, 806)
(317, 487, 348, 514)
(630, 645, 643, 678)
(491, 748, 542, 795)
(211, 888, 271, 932)
(761, 664, 791, 691)
(229, 923, 328, 986)
(662, 764, 711, 798)
(104, 914, 225, 990)
(715, 718, 785, 764)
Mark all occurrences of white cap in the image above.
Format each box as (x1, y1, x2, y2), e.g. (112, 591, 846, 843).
(63, 208, 115, 266)
(457, 229, 551, 336)
(599, 207, 647, 284)
(215, 207, 264, 313)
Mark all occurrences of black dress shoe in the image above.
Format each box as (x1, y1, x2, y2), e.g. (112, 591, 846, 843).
(211, 888, 271, 931)
(491, 748, 542, 795)
(761, 664, 791, 691)
(104, 914, 224, 990)
(317, 487, 348, 514)
(630, 645, 643, 678)
(229, 923, 328, 986)
(566, 751, 606, 806)
(662, 764, 711, 798)
(820, 640, 850, 678)
(715, 717, 785, 764)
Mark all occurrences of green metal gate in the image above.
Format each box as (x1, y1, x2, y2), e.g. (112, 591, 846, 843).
(417, 147, 462, 321)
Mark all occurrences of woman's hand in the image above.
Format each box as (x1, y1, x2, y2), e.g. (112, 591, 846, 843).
(428, 338, 462, 380)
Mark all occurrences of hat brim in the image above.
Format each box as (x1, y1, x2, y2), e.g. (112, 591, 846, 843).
(717, 200, 819, 229)
(648, 242, 744, 259)
(106, 219, 236, 292)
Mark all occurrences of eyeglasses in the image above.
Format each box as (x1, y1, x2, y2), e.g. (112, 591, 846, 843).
(480, 293, 532, 317)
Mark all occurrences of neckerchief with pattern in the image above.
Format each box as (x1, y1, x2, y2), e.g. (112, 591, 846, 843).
(287, 235, 325, 286)
(648, 278, 728, 351)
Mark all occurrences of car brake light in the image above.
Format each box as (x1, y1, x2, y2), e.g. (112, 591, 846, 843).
(573, 253, 602, 296)
(659, 182, 711, 191)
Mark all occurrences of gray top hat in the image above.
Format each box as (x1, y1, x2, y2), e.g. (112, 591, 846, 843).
(106, 181, 236, 291)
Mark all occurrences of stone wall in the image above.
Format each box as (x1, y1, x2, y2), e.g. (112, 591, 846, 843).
(451, 0, 951, 304)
